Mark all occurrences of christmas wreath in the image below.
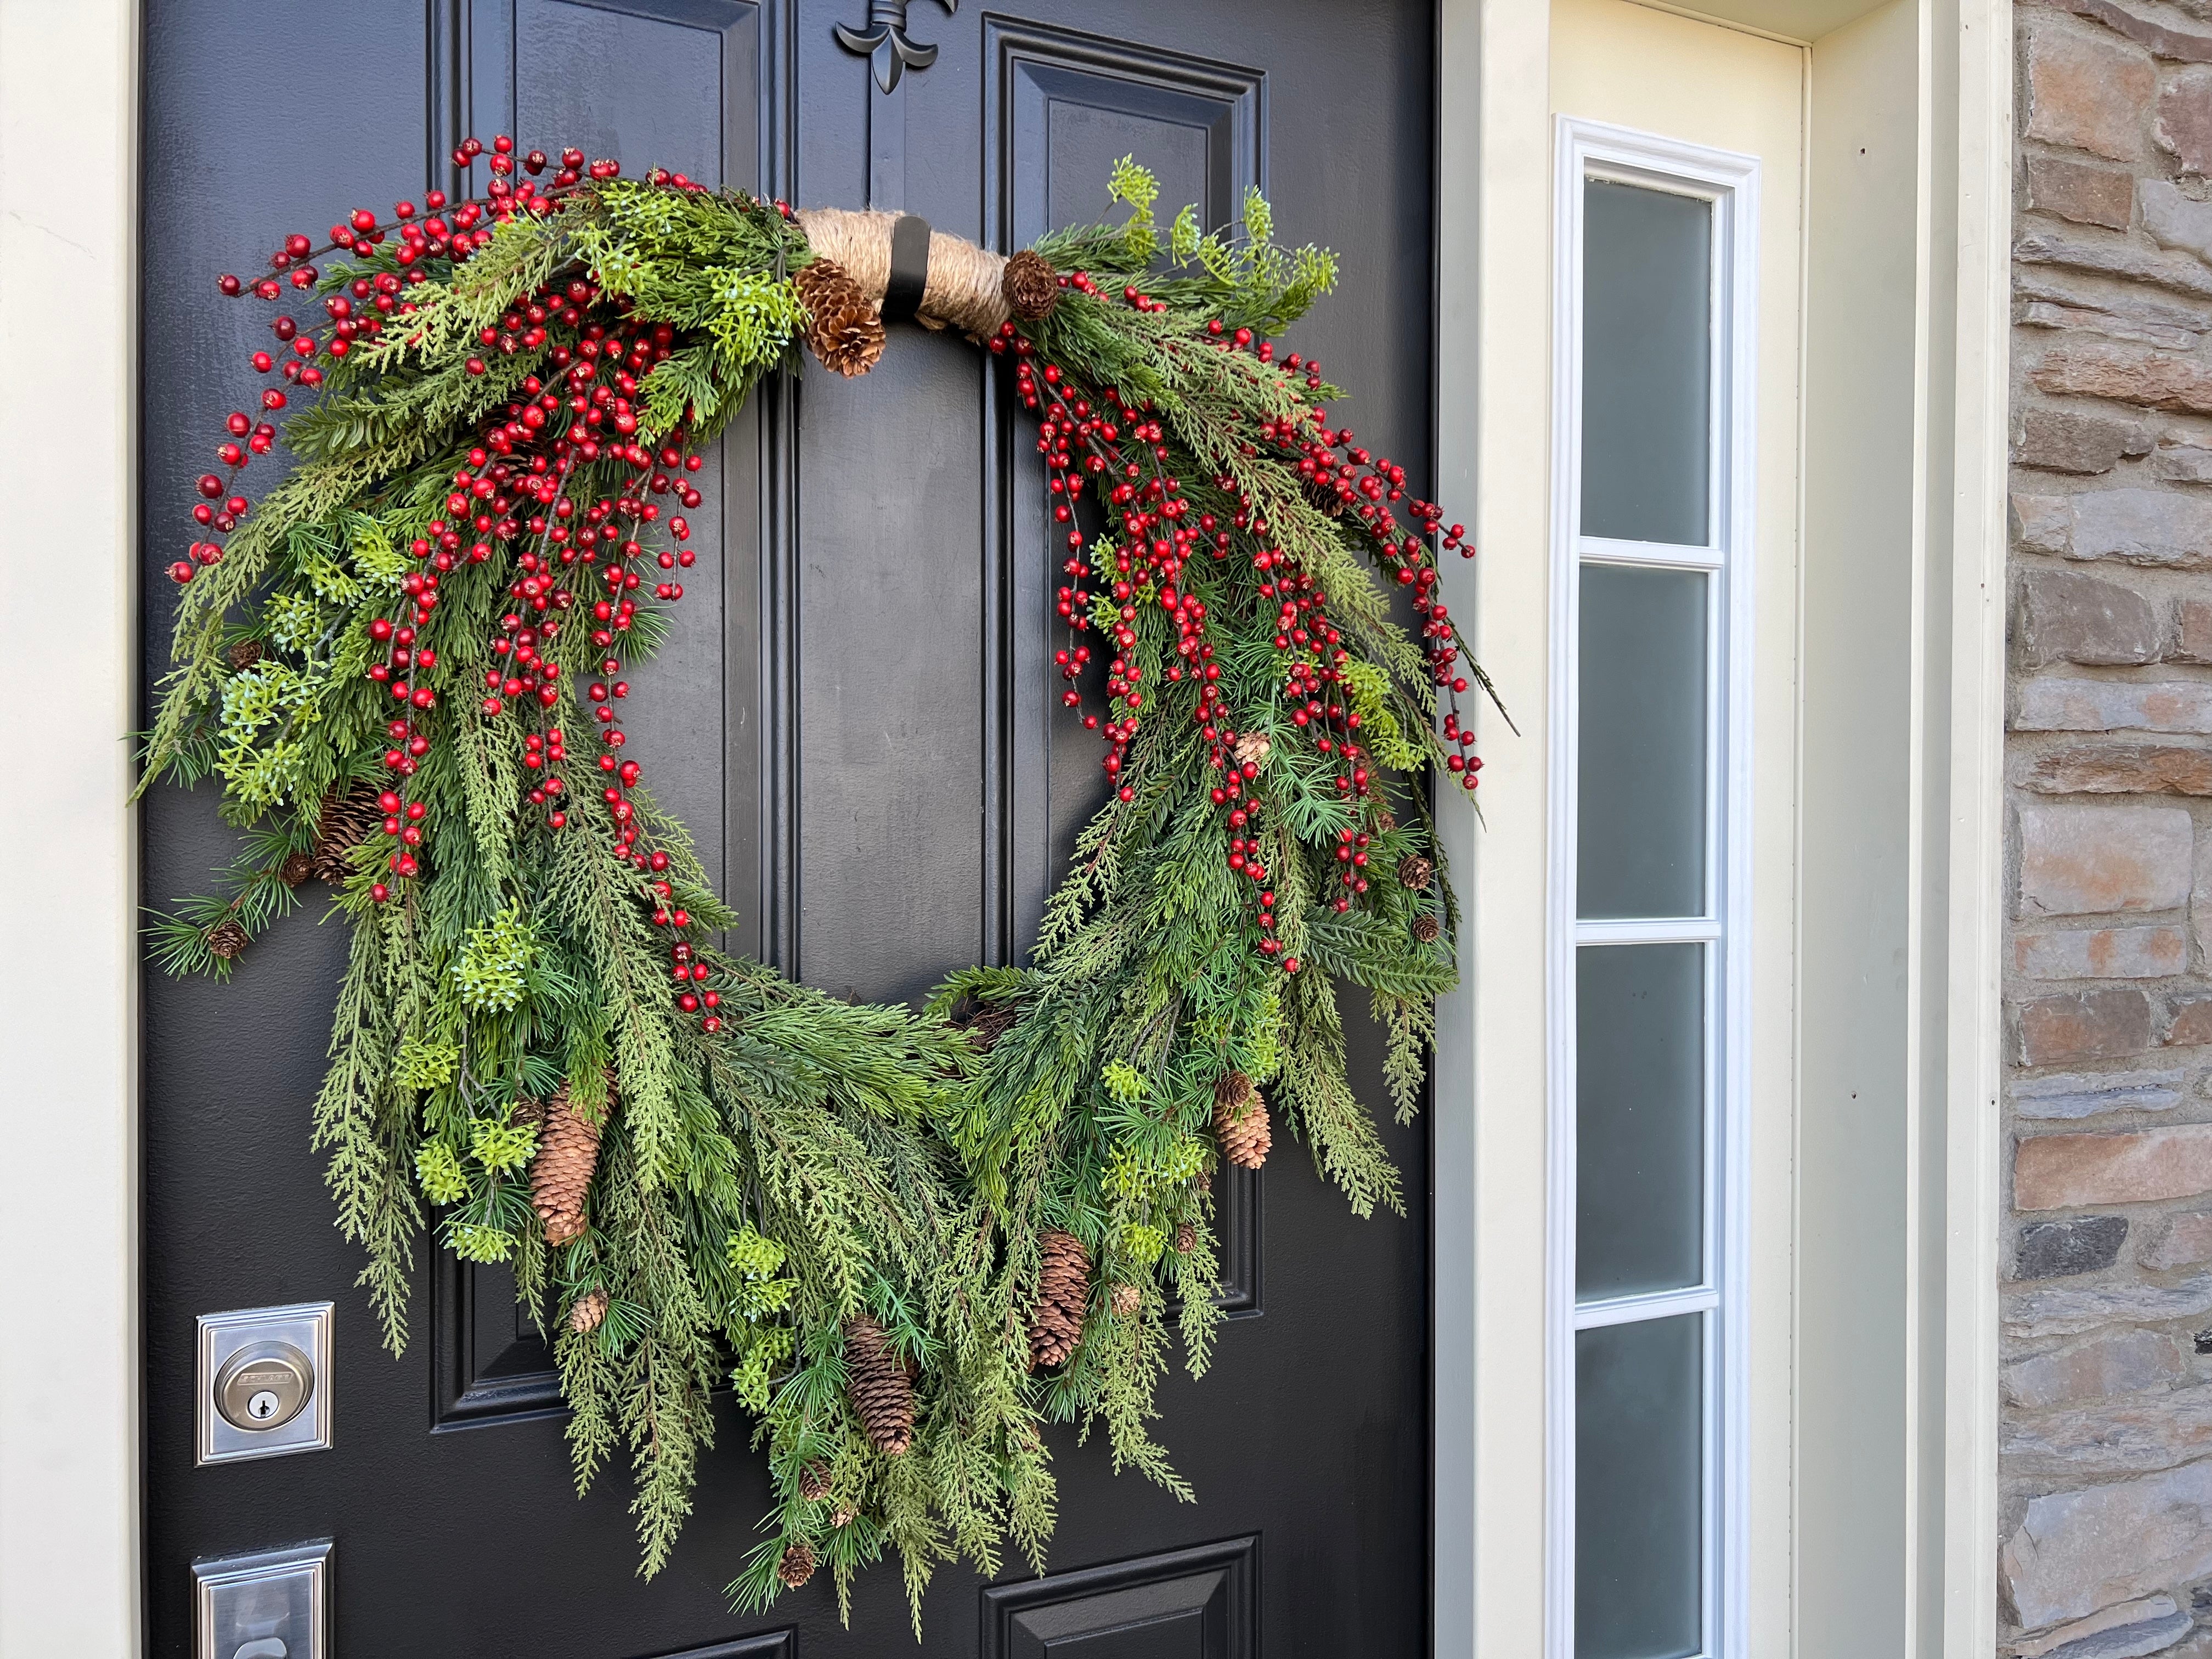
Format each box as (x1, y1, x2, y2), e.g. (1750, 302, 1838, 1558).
(141, 137, 1493, 1624)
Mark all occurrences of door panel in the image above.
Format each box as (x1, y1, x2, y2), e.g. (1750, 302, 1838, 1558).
(981, 1537, 1256, 1659)
(140, 2, 1432, 1653)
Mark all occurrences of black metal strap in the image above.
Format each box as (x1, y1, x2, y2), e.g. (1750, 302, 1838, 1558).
(883, 213, 930, 324)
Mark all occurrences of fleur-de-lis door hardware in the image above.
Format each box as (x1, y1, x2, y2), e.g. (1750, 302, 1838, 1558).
(834, 0, 958, 208)
(835, 0, 959, 94)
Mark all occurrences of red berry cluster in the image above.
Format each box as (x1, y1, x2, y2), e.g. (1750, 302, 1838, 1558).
(192, 135, 746, 1040)
(990, 269, 1481, 966)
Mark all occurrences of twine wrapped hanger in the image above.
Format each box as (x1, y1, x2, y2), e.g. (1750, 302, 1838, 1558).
(792, 207, 1060, 375)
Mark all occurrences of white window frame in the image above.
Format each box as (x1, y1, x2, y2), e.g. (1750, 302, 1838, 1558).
(1545, 117, 1759, 1659)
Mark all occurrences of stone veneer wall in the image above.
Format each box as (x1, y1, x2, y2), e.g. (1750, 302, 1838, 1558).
(2004, 3, 2212, 1652)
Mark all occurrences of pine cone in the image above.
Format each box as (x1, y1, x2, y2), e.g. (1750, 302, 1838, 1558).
(278, 850, 315, 888)
(831, 1506, 856, 1530)
(794, 257, 885, 377)
(531, 1081, 607, 1245)
(1411, 912, 1443, 944)
(1002, 249, 1061, 321)
(1372, 805, 1398, 834)
(1175, 1222, 1197, 1255)
(844, 1315, 915, 1455)
(1232, 731, 1272, 769)
(311, 783, 382, 883)
(568, 1288, 608, 1335)
(1397, 851, 1436, 892)
(228, 637, 265, 672)
(1110, 1282, 1141, 1318)
(1028, 1229, 1090, 1369)
(1214, 1072, 1272, 1171)
(798, 1459, 832, 1502)
(206, 917, 249, 961)
(776, 1538, 816, 1590)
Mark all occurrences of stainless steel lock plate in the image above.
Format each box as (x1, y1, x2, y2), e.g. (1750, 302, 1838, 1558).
(196, 1303, 332, 1465)
(193, 1539, 330, 1659)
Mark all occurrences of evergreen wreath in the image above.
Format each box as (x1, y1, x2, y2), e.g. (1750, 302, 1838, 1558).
(140, 136, 1498, 1627)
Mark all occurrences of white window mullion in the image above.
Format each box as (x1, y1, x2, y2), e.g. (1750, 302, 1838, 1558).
(1550, 116, 1759, 1659)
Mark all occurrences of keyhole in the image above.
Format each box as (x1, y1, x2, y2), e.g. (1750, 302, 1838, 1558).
(249, 1391, 280, 1420)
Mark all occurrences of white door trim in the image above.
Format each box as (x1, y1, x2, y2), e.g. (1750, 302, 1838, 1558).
(0, 0, 144, 1652)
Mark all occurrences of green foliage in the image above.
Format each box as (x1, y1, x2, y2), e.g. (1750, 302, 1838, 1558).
(454, 905, 535, 1012)
(141, 159, 1485, 1633)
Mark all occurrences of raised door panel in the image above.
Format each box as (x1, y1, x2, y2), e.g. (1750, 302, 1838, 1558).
(981, 1537, 1255, 1659)
(433, 0, 772, 1432)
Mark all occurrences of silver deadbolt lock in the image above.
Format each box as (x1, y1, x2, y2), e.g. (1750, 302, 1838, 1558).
(213, 1342, 313, 1432)
(196, 1303, 332, 1465)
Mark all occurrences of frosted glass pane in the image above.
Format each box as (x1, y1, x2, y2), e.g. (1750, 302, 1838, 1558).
(1582, 179, 1711, 546)
(1576, 1316, 1704, 1659)
(1577, 943, 1705, 1301)
(1578, 565, 1707, 921)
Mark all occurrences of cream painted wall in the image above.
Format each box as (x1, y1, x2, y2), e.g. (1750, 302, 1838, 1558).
(1798, 4, 1924, 1650)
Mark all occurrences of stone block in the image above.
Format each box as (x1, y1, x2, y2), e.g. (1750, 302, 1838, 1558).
(2180, 597, 2212, 661)
(2000, 1459, 2212, 1629)
(2019, 268, 2212, 339)
(2025, 152, 2136, 227)
(2008, 1595, 2190, 1659)
(2013, 923, 2186, 978)
(2146, 1211, 2212, 1270)
(2016, 1124, 2212, 1209)
(2017, 570, 2162, 665)
(2017, 1214, 2131, 1277)
(2005, 1272, 2212, 1339)
(2022, 742, 2212, 794)
(2034, 341, 2212, 417)
(2024, 20, 2155, 161)
(2196, 828, 2212, 970)
(2045, 0, 2212, 62)
(2004, 1329, 2190, 1409)
(2016, 407, 2154, 473)
(2018, 804, 2193, 915)
(2014, 493, 2076, 555)
(2015, 1068, 2187, 1120)
(2005, 1386, 2212, 1482)
(2142, 178, 2212, 264)
(2169, 994, 2212, 1045)
(2018, 989, 2159, 1064)
(2154, 441, 2212, 483)
(2020, 298, 2202, 351)
(2015, 680, 2212, 733)
(2017, 225, 2212, 301)
(2071, 487, 2212, 566)
(2167, 65, 2212, 172)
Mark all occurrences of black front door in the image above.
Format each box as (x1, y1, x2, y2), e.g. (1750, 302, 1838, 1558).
(140, 2, 1435, 1653)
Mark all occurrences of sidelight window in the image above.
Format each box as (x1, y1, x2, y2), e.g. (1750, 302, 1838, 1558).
(1548, 122, 1757, 1659)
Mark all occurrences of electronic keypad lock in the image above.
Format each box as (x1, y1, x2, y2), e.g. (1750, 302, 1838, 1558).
(195, 1302, 332, 1465)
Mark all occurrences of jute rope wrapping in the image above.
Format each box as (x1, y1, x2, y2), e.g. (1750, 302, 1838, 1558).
(795, 207, 1013, 338)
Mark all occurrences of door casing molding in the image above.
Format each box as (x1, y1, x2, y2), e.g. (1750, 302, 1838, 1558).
(1431, 0, 2009, 1654)
(0, 0, 144, 1652)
